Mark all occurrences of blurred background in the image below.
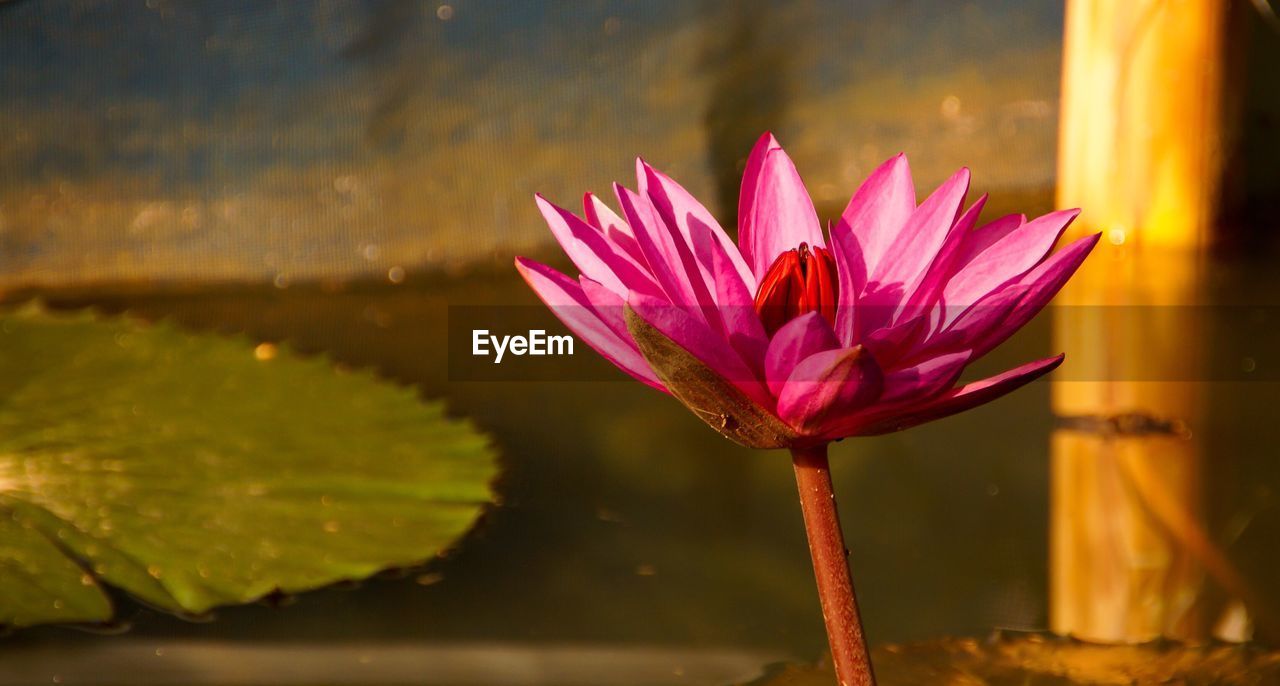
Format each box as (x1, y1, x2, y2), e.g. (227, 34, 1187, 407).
(2, 1, 1280, 684)
(0, 0, 1071, 288)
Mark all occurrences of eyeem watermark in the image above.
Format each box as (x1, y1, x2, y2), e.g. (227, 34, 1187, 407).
(472, 329, 574, 364)
(448, 304, 1280, 382)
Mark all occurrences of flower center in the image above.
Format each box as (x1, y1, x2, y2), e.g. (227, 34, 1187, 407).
(752, 242, 838, 336)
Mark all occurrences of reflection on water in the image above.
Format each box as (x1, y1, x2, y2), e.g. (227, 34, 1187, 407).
(1051, 249, 1211, 643)
(1056, 254, 1280, 646)
(753, 635, 1280, 684)
(0, 244, 1276, 682)
(1049, 245, 1280, 646)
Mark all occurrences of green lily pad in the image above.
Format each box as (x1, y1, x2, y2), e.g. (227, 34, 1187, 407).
(745, 636, 1280, 685)
(0, 305, 496, 628)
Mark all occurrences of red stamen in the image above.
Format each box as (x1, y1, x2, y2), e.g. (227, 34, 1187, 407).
(754, 243, 838, 335)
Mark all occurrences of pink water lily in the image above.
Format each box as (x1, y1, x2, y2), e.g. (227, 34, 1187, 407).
(516, 133, 1099, 448)
(516, 132, 1098, 686)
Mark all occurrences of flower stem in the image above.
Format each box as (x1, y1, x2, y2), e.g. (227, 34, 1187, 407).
(791, 443, 876, 686)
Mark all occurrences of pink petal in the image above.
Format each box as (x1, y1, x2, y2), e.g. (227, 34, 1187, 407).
(738, 138, 824, 278)
(869, 167, 970, 300)
(737, 132, 779, 276)
(903, 194, 988, 319)
(941, 208, 1079, 314)
(579, 275, 631, 342)
(971, 232, 1101, 356)
(639, 160, 756, 291)
(711, 242, 770, 370)
(627, 291, 774, 409)
(614, 184, 712, 315)
(954, 212, 1027, 267)
(878, 350, 971, 404)
(535, 194, 660, 299)
(830, 220, 867, 347)
(921, 283, 1026, 358)
(848, 354, 1064, 436)
(881, 194, 988, 341)
(515, 257, 665, 391)
(837, 154, 915, 280)
(763, 312, 841, 397)
(583, 192, 645, 264)
(777, 346, 883, 434)
(861, 312, 930, 369)
(628, 167, 768, 356)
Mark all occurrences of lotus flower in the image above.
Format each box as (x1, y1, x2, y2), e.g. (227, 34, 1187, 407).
(515, 133, 1099, 449)
(516, 133, 1098, 686)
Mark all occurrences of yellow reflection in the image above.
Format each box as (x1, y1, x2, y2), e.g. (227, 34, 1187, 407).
(1050, 248, 1212, 644)
(1057, 0, 1231, 251)
(1053, 0, 1237, 644)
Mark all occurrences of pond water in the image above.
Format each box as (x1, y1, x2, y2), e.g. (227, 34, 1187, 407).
(2, 245, 1279, 685)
